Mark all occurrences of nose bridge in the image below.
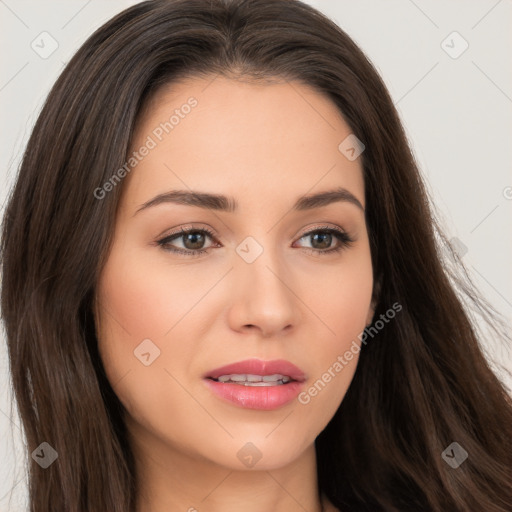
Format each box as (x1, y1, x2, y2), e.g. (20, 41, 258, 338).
(229, 232, 298, 334)
(236, 232, 290, 297)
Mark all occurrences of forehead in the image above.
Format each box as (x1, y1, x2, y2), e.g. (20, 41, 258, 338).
(122, 75, 365, 212)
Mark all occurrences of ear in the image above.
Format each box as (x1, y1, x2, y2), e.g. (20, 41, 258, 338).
(366, 272, 382, 326)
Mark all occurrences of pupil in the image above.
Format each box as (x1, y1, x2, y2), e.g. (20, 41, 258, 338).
(184, 232, 204, 249)
(312, 232, 331, 249)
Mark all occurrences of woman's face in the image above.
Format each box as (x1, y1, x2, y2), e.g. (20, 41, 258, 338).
(95, 75, 374, 471)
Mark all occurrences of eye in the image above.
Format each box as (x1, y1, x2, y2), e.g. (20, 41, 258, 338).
(294, 226, 354, 256)
(156, 227, 217, 257)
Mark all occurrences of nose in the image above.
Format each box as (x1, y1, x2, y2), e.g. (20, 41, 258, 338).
(226, 243, 301, 338)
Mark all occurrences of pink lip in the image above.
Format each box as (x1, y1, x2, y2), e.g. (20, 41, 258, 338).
(202, 358, 307, 410)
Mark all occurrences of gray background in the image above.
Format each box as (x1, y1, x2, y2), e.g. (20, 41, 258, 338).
(1, 1, 511, 509)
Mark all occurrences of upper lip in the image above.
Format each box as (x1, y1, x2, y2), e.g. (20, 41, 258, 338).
(204, 358, 306, 382)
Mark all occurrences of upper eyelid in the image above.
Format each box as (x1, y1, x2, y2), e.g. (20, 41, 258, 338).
(160, 224, 348, 240)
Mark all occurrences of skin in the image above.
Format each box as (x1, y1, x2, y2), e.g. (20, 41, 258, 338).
(94, 75, 375, 512)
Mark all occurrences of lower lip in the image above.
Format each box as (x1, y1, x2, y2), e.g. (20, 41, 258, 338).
(203, 378, 304, 410)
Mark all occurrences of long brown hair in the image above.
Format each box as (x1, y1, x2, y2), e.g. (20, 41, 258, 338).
(1, 1, 511, 510)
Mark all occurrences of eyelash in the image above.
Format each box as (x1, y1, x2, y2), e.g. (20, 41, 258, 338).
(156, 225, 354, 258)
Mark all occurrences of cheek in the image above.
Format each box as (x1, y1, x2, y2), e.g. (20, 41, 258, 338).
(95, 241, 215, 341)
(296, 247, 373, 410)
(303, 246, 373, 346)
(94, 243, 200, 407)
(296, 278, 370, 428)
(94, 232, 239, 415)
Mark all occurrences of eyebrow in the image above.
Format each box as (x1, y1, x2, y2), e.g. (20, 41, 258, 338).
(134, 186, 364, 216)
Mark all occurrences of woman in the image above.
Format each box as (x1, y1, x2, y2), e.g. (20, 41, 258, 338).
(1, 0, 511, 511)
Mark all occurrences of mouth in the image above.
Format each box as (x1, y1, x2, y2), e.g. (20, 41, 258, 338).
(202, 358, 306, 410)
(204, 358, 306, 383)
(206, 373, 297, 386)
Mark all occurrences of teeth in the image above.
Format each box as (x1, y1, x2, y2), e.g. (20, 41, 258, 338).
(215, 374, 292, 385)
